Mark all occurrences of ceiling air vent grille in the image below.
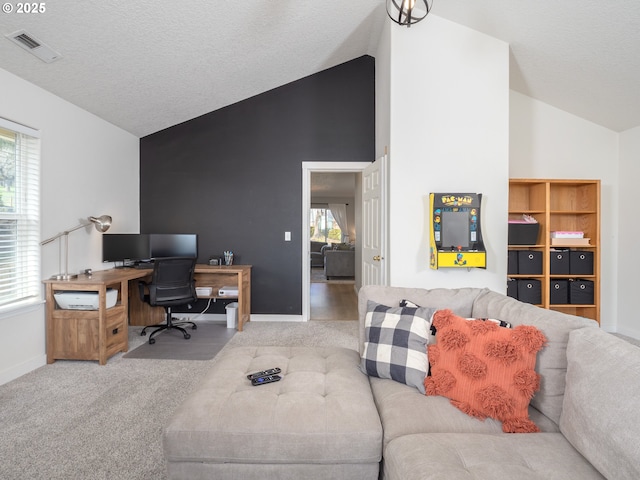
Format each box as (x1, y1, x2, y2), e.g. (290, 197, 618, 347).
(5, 30, 62, 63)
(14, 32, 40, 49)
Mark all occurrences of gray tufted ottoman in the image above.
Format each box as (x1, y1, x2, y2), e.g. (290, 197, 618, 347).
(164, 346, 383, 480)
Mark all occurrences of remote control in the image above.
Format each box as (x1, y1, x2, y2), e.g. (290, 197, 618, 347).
(247, 367, 281, 380)
(251, 375, 281, 386)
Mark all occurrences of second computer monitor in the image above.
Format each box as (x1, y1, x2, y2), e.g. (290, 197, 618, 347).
(102, 234, 151, 264)
(149, 233, 198, 259)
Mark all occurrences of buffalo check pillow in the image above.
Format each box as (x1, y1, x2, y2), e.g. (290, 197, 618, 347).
(360, 300, 436, 393)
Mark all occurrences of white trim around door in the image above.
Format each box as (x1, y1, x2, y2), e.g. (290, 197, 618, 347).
(302, 162, 370, 322)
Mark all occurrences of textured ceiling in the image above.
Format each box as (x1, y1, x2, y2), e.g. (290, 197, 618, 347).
(0, 1, 386, 137)
(1, 0, 639, 137)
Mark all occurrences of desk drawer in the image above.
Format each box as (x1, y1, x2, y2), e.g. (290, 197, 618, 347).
(106, 308, 127, 349)
(107, 324, 126, 349)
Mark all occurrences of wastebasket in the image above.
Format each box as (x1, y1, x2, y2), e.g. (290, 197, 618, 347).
(225, 302, 238, 329)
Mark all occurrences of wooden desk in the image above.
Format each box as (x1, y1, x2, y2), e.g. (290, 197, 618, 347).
(43, 264, 252, 365)
(128, 264, 252, 331)
(195, 264, 251, 331)
(43, 269, 148, 365)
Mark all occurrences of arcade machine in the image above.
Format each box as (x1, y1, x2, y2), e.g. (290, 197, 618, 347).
(429, 192, 486, 269)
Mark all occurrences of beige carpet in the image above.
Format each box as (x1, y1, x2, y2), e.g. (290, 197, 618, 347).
(0, 320, 358, 480)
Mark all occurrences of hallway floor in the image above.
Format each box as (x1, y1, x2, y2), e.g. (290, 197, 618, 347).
(310, 282, 358, 321)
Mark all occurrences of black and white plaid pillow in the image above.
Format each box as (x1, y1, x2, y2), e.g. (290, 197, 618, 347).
(361, 300, 435, 393)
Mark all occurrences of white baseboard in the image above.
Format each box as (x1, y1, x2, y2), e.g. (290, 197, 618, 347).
(176, 313, 305, 323)
(179, 313, 226, 322)
(614, 325, 640, 340)
(0, 354, 46, 386)
(249, 314, 304, 322)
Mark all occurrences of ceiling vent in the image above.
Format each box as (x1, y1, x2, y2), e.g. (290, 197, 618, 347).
(5, 30, 62, 63)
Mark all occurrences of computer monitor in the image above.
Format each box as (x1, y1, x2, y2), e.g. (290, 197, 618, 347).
(102, 234, 151, 265)
(149, 234, 198, 259)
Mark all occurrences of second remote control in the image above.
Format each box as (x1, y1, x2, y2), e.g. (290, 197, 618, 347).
(247, 368, 281, 380)
(251, 375, 281, 386)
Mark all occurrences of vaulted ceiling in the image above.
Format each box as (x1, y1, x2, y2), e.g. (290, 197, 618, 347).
(1, 1, 638, 137)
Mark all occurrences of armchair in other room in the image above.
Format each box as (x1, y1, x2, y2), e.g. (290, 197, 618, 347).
(138, 257, 198, 344)
(310, 241, 329, 267)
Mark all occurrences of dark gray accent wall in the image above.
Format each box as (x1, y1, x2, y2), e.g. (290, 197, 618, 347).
(140, 55, 374, 315)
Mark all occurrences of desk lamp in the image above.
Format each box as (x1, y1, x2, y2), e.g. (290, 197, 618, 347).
(40, 215, 112, 280)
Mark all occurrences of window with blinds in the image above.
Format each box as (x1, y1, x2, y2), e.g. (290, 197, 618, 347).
(0, 118, 40, 311)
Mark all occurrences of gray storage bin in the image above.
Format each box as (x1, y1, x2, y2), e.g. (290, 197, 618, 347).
(517, 279, 541, 305)
(508, 251, 519, 274)
(549, 280, 569, 305)
(518, 251, 542, 275)
(570, 250, 594, 275)
(550, 250, 570, 274)
(569, 280, 594, 305)
(508, 223, 540, 245)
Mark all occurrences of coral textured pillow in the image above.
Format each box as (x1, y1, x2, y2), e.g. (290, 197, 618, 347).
(425, 309, 547, 433)
(361, 301, 436, 393)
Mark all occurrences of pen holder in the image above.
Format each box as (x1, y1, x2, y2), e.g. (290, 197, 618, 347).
(224, 252, 234, 266)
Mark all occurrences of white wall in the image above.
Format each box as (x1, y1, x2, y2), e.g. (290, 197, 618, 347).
(387, 15, 510, 292)
(618, 125, 640, 338)
(509, 91, 619, 332)
(375, 17, 391, 159)
(0, 67, 139, 385)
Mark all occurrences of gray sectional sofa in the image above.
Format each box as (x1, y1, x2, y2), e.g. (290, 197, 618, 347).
(324, 247, 355, 278)
(163, 286, 640, 479)
(358, 286, 640, 480)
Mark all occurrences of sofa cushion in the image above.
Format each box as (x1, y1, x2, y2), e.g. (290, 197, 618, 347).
(425, 309, 546, 433)
(358, 285, 485, 355)
(400, 298, 512, 340)
(560, 328, 640, 480)
(383, 433, 605, 480)
(471, 289, 595, 425)
(369, 376, 559, 448)
(164, 346, 382, 469)
(360, 301, 435, 393)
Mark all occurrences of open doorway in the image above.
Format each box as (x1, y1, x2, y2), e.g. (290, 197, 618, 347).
(302, 162, 370, 322)
(310, 174, 357, 320)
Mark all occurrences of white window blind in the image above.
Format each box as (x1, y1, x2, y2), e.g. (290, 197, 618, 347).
(0, 117, 40, 311)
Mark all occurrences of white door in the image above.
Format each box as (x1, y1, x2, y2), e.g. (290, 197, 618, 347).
(362, 155, 387, 286)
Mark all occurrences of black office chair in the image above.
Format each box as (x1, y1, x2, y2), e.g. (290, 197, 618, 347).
(138, 257, 198, 344)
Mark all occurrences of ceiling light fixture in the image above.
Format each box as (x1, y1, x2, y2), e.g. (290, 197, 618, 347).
(386, 0, 433, 28)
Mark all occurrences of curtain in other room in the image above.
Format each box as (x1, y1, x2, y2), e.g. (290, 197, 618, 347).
(328, 204, 348, 243)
